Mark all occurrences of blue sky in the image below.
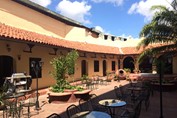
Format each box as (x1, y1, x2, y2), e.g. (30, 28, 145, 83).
(29, 0, 173, 39)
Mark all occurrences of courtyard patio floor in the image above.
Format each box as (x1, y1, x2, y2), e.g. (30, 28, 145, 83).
(1, 79, 177, 118)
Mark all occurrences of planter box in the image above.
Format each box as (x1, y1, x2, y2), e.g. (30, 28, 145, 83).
(74, 90, 91, 100)
(48, 89, 91, 104)
(48, 92, 72, 104)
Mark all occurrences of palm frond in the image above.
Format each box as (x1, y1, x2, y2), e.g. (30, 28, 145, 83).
(138, 43, 177, 63)
(151, 5, 168, 12)
(171, 0, 177, 11)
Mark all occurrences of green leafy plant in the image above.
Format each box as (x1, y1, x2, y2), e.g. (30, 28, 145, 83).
(0, 94, 3, 105)
(124, 68, 131, 73)
(50, 50, 79, 93)
(0, 85, 7, 105)
(81, 75, 88, 81)
(133, 68, 141, 73)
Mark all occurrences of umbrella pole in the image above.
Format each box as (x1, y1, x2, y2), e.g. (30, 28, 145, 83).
(159, 61, 163, 118)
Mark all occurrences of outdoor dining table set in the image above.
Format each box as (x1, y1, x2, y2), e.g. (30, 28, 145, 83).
(2, 91, 37, 118)
(66, 94, 128, 118)
(2, 92, 25, 118)
(70, 110, 111, 118)
(98, 99, 127, 117)
(81, 76, 114, 90)
(64, 79, 151, 118)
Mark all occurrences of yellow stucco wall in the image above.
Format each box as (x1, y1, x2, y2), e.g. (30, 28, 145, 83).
(0, 0, 91, 42)
(65, 26, 86, 41)
(0, 40, 58, 89)
(75, 53, 119, 78)
(0, 40, 120, 89)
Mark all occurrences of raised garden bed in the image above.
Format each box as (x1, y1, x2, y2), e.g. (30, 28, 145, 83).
(48, 89, 91, 104)
(74, 89, 91, 100)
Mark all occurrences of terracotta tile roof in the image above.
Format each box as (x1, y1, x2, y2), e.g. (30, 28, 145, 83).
(0, 23, 140, 55)
(121, 47, 142, 54)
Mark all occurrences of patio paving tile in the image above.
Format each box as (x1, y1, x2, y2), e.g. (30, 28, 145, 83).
(1, 80, 177, 118)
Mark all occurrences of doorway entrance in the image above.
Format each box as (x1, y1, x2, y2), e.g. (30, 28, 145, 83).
(0, 55, 14, 87)
(81, 60, 87, 76)
(103, 60, 107, 76)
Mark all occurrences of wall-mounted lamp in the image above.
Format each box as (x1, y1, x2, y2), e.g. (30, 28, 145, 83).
(17, 55, 21, 60)
(6, 44, 11, 52)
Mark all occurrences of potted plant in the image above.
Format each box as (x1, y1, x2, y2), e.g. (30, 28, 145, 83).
(124, 68, 131, 74)
(81, 74, 89, 83)
(50, 50, 81, 93)
(133, 68, 141, 73)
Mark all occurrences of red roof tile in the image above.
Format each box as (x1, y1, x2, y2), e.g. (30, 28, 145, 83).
(0, 23, 141, 55)
(121, 47, 142, 54)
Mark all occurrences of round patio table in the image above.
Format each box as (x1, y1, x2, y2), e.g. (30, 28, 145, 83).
(3, 92, 25, 118)
(71, 110, 111, 118)
(99, 99, 126, 107)
(99, 99, 126, 117)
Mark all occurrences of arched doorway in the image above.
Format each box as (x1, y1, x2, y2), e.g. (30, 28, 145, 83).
(0, 55, 14, 87)
(139, 56, 152, 73)
(81, 60, 87, 76)
(123, 57, 134, 73)
(103, 60, 107, 76)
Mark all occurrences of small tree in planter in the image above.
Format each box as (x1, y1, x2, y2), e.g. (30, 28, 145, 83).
(133, 68, 141, 73)
(124, 68, 131, 81)
(50, 50, 81, 93)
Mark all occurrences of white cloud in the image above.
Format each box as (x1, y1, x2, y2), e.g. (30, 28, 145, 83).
(29, 0, 52, 7)
(119, 34, 140, 40)
(94, 26, 111, 34)
(91, 0, 124, 6)
(95, 26, 105, 32)
(56, 0, 91, 24)
(119, 34, 131, 38)
(128, 0, 173, 21)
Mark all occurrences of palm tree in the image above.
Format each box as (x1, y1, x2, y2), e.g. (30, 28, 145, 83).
(171, 0, 177, 11)
(137, 5, 177, 63)
(137, 3, 177, 117)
